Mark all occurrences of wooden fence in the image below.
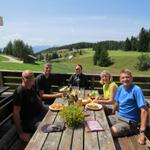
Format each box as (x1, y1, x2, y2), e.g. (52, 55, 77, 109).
(0, 70, 150, 99)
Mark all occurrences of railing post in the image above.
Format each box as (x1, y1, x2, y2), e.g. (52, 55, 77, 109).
(0, 71, 4, 86)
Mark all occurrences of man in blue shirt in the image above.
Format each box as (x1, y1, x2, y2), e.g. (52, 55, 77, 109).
(108, 69, 148, 145)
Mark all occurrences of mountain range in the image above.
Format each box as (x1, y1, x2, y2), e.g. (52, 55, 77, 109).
(32, 45, 51, 53)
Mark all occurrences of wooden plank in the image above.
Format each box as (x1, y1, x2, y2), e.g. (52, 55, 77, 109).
(95, 110, 116, 150)
(117, 137, 132, 150)
(0, 99, 13, 123)
(58, 124, 74, 150)
(0, 125, 18, 150)
(84, 111, 99, 150)
(115, 135, 149, 150)
(71, 125, 83, 150)
(25, 111, 56, 150)
(0, 113, 13, 127)
(9, 138, 27, 150)
(0, 86, 9, 95)
(0, 94, 13, 106)
(129, 135, 149, 150)
(42, 112, 64, 150)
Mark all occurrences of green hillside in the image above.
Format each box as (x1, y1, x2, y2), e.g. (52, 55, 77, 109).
(0, 50, 150, 76)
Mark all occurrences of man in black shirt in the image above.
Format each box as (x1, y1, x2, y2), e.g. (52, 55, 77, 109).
(35, 63, 63, 105)
(68, 64, 89, 89)
(13, 70, 47, 142)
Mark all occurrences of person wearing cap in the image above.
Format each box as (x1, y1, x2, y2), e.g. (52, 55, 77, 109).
(68, 64, 89, 89)
(96, 70, 118, 115)
(35, 63, 63, 105)
(13, 70, 47, 142)
(108, 69, 148, 145)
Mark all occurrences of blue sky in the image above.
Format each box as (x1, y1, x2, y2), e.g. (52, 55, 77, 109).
(0, 0, 150, 48)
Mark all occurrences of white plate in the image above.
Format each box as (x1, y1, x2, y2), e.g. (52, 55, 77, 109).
(49, 103, 63, 111)
(85, 103, 103, 110)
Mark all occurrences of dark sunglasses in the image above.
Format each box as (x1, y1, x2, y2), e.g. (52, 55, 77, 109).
(23, 75, 34, 80)
(76, 68, 80, 70)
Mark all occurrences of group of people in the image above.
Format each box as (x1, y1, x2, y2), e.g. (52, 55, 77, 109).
(13, 63, 148, 145)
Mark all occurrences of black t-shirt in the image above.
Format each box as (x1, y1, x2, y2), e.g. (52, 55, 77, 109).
(35, 73, 52, 94)
(13, 85, 43, 122)
(68, 73, 89, 89)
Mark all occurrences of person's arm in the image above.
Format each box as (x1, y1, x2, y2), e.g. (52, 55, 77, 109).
(138, 107, 148, 145)
(39, 90, 63, 100)
(68, 75, 74, 87)
(97, 84, 117, 104)
(112, 102, 119, 114)
(13, 106, 31, 142)
(37, 95, 49, 112)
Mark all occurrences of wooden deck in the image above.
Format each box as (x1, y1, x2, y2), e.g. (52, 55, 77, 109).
(0, 71, 150, 149)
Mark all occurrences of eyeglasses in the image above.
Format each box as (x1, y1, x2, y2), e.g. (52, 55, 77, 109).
(76, 68, 80, 70)
(45, 67, 51, 69)
(23, 75, 34, 80)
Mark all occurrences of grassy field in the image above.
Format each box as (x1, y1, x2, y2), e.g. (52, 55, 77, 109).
(0, 55, 9, 61)
(0, 49, 150, 76)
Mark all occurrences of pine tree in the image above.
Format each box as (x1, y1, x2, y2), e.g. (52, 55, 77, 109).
(93, 43, 112, 67)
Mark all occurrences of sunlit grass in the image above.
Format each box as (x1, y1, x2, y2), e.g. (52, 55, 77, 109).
(0, 50, 150, 76)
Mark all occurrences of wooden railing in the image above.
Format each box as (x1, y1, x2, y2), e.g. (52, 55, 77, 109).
(0, 70, 150, 99)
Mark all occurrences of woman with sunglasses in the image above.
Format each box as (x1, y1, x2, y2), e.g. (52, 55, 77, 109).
(68, 64, 89, 89)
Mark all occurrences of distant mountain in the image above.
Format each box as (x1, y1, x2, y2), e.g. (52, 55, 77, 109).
(32, 45, 51, 53)
(37, 42, 95, 54)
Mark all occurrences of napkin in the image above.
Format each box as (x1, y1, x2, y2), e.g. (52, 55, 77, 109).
(41, 124, 65, 133)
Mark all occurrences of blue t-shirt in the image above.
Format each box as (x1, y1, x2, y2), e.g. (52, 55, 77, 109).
(115, 84, 147, 123)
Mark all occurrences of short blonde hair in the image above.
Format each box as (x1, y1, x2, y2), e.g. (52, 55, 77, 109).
(100, 70, 113, 84)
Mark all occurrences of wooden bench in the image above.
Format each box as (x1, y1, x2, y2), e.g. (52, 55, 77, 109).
(0, 86, 9, 95)
(0, 95, 27, 150)
(114, 108, 150, 150)
(114, 134, 150, 150)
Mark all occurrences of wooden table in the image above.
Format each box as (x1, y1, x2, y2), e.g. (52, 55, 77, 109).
(25, 94, 116, 150)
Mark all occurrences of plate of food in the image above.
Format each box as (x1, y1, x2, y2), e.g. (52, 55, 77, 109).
(49, 103, 63, 111)
(85, 102, 102, 110)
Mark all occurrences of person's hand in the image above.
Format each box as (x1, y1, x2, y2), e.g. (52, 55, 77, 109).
(19, 132, 31, 142)
(96, 96, 102, 100)
(56, 93, 63, 98)
(62, 91, 68, 96)
(138, 132, 146, 145)
(111, 110, 115, 115)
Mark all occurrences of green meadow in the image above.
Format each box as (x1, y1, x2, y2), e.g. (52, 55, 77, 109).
(0, 49, 150, 76)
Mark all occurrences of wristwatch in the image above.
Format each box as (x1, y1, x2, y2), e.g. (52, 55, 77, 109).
(139, 129, 145, 133)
